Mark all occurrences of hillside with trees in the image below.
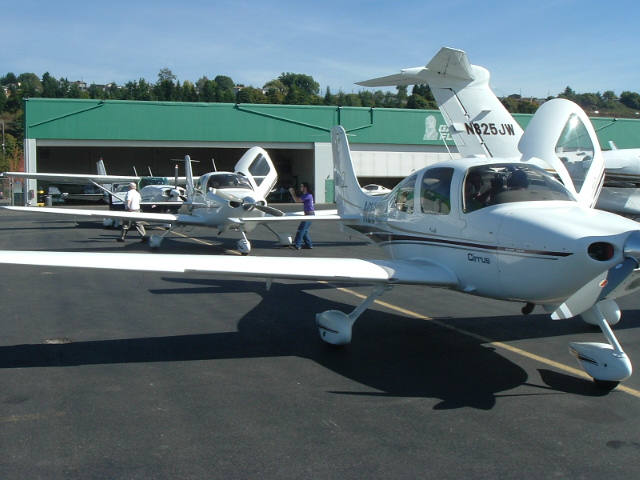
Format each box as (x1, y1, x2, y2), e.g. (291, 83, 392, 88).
(2, 68, 640, 171)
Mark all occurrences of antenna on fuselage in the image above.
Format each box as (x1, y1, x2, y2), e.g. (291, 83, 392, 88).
(211, 158, 217, 172)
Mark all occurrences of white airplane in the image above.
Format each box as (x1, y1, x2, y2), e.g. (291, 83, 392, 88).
(1, 96, 640, 390)
(2, 147, 320, 254)
(95, 159, 187, 217)
(2, 159, 187, 216)
(357, 46, 640, 217)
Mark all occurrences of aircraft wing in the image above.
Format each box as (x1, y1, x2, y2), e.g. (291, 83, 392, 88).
(233, 210, 347, 224)
(595, 186, 640, 217)
(0, 251, 459, 287)
(0, 206, 200, 225)
(1, 171, 141, 184)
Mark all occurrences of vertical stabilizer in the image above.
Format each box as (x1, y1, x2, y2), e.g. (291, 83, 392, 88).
(357, 47, 523, 159)
(96, 159, 107, 176)
(331, 126, 370, 217)
(184, 155, 195, 200)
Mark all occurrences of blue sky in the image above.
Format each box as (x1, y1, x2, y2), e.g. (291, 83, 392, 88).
(2, 0, 638, 98)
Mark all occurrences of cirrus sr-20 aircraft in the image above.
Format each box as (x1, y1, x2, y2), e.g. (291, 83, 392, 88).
(1, 147, 328, 254)
(1, 63, 640, 390)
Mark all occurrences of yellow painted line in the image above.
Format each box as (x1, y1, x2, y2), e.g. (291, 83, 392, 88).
(329, 284, 640, 399)
(0, 411, 66, 423)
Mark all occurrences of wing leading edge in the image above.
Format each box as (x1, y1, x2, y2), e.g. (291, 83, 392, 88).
(0, 251, 459, 287)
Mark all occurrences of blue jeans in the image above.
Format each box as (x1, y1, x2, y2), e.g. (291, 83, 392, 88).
(293, 221, 313, 248)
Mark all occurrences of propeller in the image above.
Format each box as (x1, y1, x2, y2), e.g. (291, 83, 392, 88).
(551, 231, 640, 320)
(211, 189, 285, 217)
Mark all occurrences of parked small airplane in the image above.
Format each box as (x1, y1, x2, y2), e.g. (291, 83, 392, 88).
(356, 47, 640, 217)
(2, 147, 320, 254)
(1, 93, 639, 390)
(2, 159, 187, 217)
(95, 159, 187, 217)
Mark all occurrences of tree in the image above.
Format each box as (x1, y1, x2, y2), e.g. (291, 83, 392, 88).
(181, 80, 198, 102)
(4, 84, 22, 113)
(278, 73, 320, 98)
(236, 86, 267, 104)
(395, 85, 408, 107)
(263, 79, 286, 104)
(411, 84, 435, 102)
(17, 73, 42, 98)
(559, 86, 576, 101)
(158, 68, 177, 83)
(41, 72, 61, 97)
(154, 78, 177, 101)
(406, 94, 428, 109)
(198, 79, 219, 103)
(214, 75, 234, 92)
(1, 73, 18, 85)
(501, 97, 518, 112)
(516, 99, 539, 114)
(620, 91, 640, 110)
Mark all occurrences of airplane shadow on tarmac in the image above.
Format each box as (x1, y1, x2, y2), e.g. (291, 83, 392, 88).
(0, 278, 626, 410)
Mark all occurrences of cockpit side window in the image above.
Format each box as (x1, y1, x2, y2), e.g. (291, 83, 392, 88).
(421, 167, 453, 214)
(463, 164, 575, 213)
(392, 173, 417, 214)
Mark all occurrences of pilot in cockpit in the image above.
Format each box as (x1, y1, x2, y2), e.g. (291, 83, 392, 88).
(464, 171, 488, 211)
(507, 169, 529, 190)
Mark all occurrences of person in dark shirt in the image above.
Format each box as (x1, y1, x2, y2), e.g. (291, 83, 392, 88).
(288, 182, 315, 249)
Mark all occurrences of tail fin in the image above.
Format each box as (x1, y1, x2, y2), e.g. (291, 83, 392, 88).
(184, 155, 195, 200)
(95, 158, 114, 204)
(331, 126, 371, 216)
(357, 47, 523, 159)
(96, 158, 107, 176)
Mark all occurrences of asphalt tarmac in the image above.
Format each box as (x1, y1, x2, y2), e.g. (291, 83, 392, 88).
(1, 205, 640, 479)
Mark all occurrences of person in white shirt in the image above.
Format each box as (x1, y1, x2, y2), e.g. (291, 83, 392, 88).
(118, 182, 147, 242)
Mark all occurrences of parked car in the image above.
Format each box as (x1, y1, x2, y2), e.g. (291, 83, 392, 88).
(361, 184, 392, 196)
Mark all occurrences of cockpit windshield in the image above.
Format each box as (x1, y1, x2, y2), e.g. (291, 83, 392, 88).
(463, 163, 575, 213)
(204, 173, 253, 191)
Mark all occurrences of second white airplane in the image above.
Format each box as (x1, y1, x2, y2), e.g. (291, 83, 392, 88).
(2, 147, 327, 254)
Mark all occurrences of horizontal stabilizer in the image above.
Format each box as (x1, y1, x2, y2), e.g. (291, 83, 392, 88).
(356, 72, 420, 87)
(424, 47, 474, 81)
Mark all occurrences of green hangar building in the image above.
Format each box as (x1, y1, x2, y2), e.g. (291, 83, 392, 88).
(21, 98, 640, 204)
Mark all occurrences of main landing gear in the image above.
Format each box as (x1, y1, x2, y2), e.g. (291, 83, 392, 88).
(572, 300, 632, 390)
(315, 285, 390, 345)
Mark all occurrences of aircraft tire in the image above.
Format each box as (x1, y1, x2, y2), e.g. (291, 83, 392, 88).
(593, 379, 619, 390)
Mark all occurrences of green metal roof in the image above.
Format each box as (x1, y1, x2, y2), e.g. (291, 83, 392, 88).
(24, 98, 640, 149)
